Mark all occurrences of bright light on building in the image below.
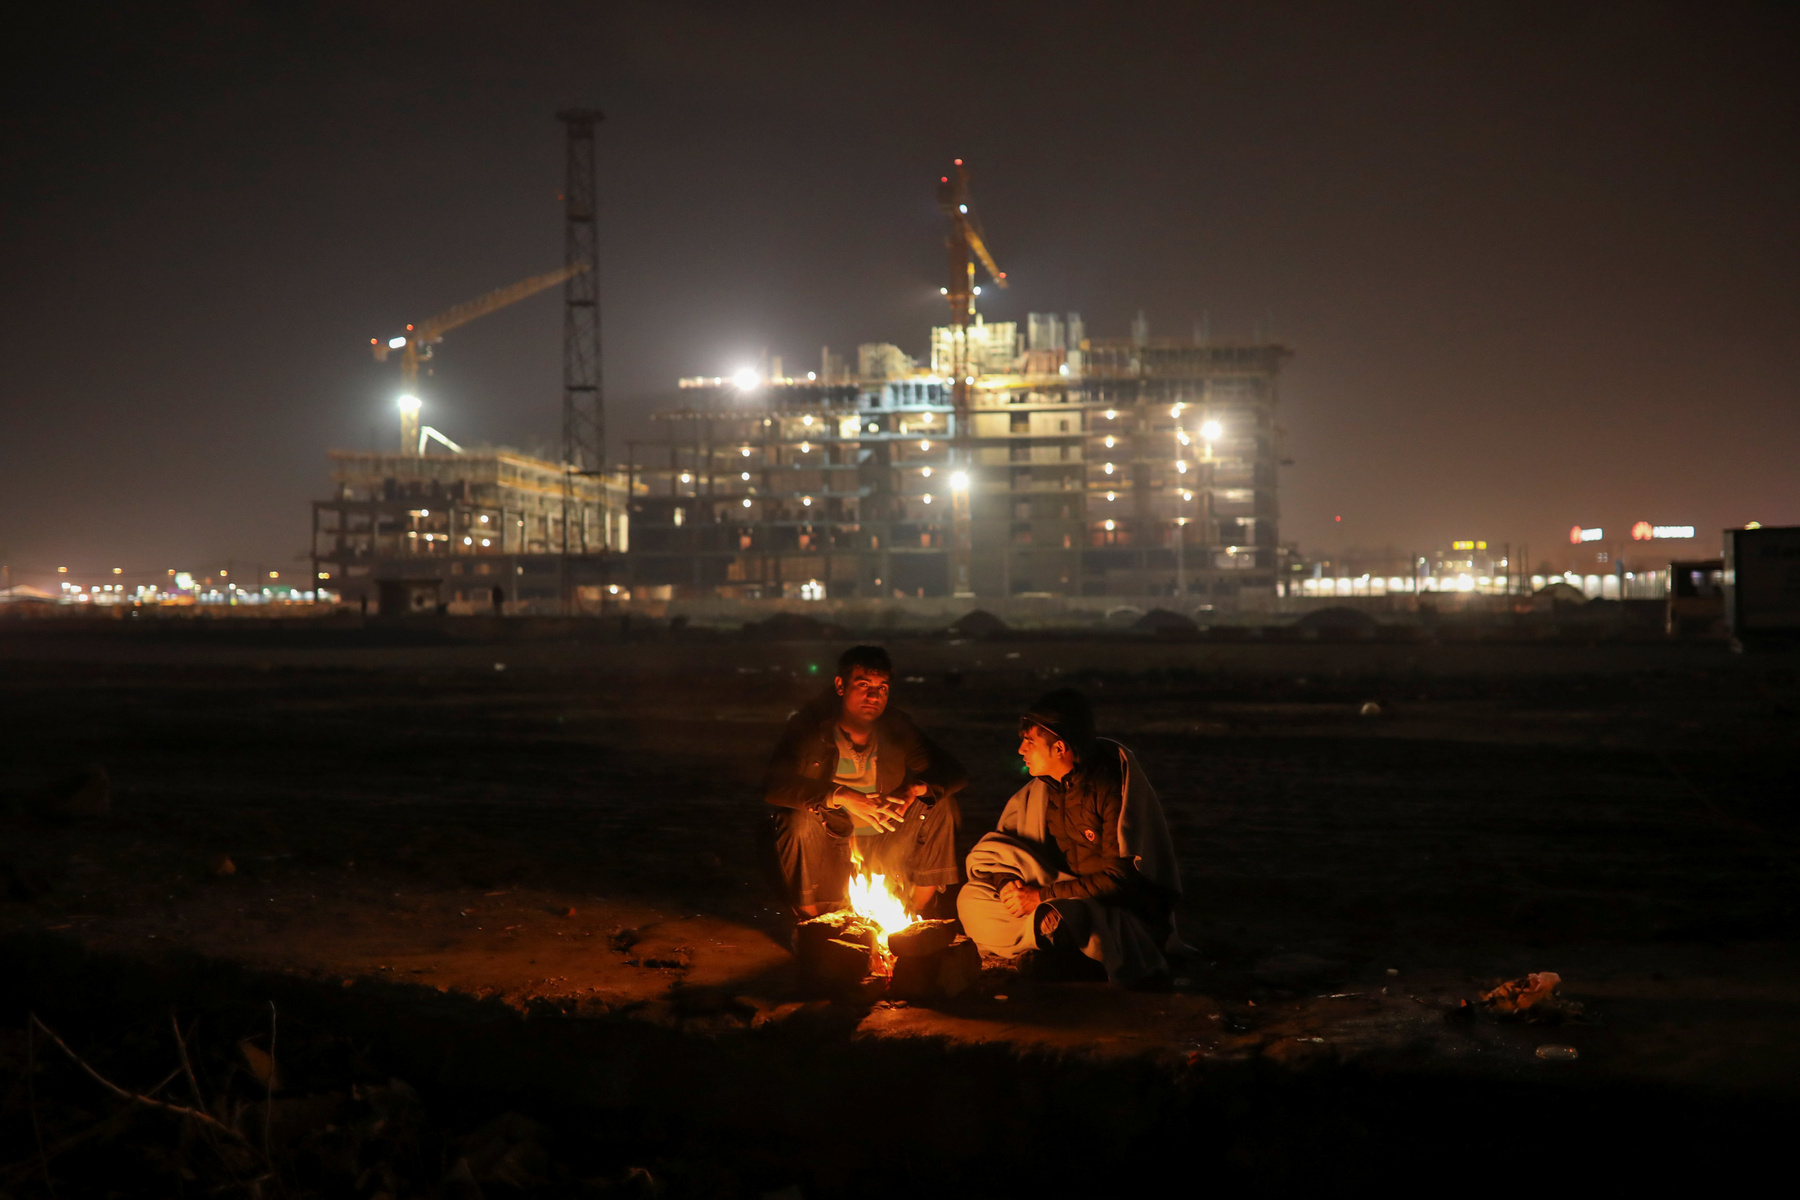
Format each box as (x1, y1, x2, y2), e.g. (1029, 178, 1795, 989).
(799, 441, 811, 453)
(740, 471, 750, 481)
(802, 414, 813, 426)
(732, 368, 759, 390)
(950, 471, 970, 491)
(679, 473, 691, 483)
(919, 440, 930, 450)
(921, 412, 933, 423)
(58, 566, 67, 573)
(1104, 462, 1115, 474)
(1106, 491, 1116, 501)
(388, 336, 407, 349)
(940, 287, 948, 295)
(112, 567, 122, 574)
(1103, 435, 1115, 448)
(921, 467, 932, 477)
(1570, 526, 1604, 544)
(742, 498, 752, 508)
(1104, 519, 1116, 531)
(1176, 460, 1188, 473)
(608, 585, 620, 595)
(922, 493, 933, 504)
(802, 496, 812, 506)
(398, 394, 421, 413)
(1200, 420, 1222, 441)
(807, 371, 817, 380)
(1182, 491, 1193, 502)
(1104, 409, 1117, 420)
(741, 446, 751, 456)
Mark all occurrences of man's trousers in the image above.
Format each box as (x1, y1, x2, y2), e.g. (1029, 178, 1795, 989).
(771, 798, 959, 909)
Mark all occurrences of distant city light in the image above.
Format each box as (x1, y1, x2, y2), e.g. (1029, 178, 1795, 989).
(58, 566, 67, 573)
(959, 204, 967, 214)
(1633, 521, 1696, 540)
(1570, 526, 1604, 544)
(112, 567, 121, 574)
(732, 368, 759, 390)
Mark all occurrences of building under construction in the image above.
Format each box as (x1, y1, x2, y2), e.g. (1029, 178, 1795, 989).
(311, 449, 628, 613)
(623, 316, 1290, 607)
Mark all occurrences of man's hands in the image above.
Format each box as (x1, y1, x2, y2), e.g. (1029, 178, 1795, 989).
(999, 879, 1043, 917)
(827, 782, 928, 833)
(830, 787, 908, 832)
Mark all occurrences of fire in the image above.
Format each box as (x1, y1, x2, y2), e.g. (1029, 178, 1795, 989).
(846, 870, 914, 952)
(846, 843, 915, 952)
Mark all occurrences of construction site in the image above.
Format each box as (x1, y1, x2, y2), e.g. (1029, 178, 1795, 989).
(318, 133, 1290, 619)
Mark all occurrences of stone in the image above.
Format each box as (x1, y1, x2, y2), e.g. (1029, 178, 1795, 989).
(887, 950, 944, 1001)
(794, 910, 876, 965)
(887, 919, 957, 959)
(811, 937, 875, 988)
(936, 936, 983, 998)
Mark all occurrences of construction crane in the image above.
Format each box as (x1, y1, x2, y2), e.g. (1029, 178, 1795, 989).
(936, 158, 1008, 413)
(935, 159, 1008, 598)
(370, 263, 587, 455)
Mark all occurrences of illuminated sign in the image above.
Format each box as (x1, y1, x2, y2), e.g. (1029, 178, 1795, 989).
(1632, 521, 1696, 541)
(1451, 540, 1487, 551)
(1569, 526, 1603, 544)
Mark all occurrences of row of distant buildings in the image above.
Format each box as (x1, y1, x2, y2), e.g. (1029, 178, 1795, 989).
(309, 312, 1294, 613)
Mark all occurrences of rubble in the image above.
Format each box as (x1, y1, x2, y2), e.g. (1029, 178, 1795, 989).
(1481, 971, 1582, 1023)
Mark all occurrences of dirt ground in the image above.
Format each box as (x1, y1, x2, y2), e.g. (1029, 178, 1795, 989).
(3, 621, 1799, 1190)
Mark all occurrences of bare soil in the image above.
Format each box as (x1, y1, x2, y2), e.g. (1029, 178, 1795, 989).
(2, 622, 1798, 1191)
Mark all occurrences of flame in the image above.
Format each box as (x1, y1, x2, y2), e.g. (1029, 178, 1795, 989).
(846, 843, 914, 953)
(847, 871, 914, 952)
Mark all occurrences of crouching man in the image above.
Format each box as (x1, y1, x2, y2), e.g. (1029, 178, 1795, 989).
(958, 688, 1187, 985)
(762, 646, 966, 917)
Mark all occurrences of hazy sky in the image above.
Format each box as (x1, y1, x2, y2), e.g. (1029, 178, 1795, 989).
(3, 1, 1795, 583)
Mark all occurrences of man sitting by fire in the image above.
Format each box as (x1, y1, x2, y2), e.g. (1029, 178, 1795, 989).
(958, 688, 1187, 986)
(762, 645, 966, 918)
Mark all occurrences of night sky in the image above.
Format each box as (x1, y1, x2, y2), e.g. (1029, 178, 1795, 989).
(3, 2, 1795, 585)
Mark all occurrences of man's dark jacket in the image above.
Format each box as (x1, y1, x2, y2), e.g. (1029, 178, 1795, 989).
(761, 690, 968, 815)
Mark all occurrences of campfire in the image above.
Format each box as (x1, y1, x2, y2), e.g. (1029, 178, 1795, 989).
(844, 848, 913, 958)
(794, 848, 980, 1000)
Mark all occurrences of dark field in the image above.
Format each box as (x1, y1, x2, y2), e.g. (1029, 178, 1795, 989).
(3, 623, 1798, 1192)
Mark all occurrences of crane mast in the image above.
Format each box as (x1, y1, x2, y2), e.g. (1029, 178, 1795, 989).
(936, 159, 1007, 596)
